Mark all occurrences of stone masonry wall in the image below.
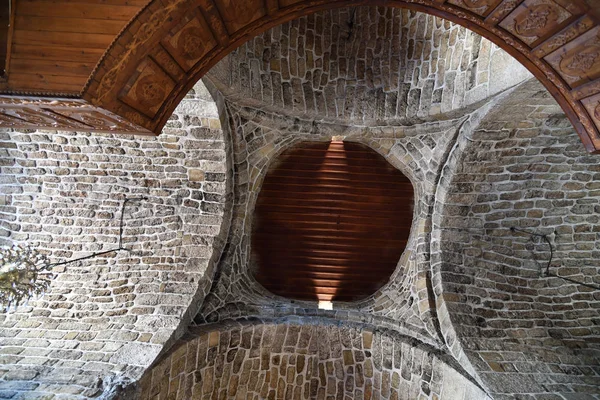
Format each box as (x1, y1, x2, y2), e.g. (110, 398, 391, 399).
(0, 82, 231, 398)
(433, 79, 600, 399)
(137, 320, 488, 400)
(195, 99, 465, 350)
(208, 7, 531, 125)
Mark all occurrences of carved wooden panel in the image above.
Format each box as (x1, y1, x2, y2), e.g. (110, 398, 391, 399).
(118, 58, 176, 119)
(0, 96, 148, 133)
(582, 93, 600, 132)
(2, 107, 90, 129)
(499, 0, 572, 46)
(545, 26, 600, 88)
(278, 0, 306, 8)
(485, 0, 524, 25)
(213, 0, 267, 35)
(447, 0, 503, 17)
(161, 9, 218, 71)
(532, 14, 596, 58)
(151, 46, 186, 81)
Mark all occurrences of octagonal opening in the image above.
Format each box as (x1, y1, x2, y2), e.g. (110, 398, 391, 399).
(251, 140, 414, 303)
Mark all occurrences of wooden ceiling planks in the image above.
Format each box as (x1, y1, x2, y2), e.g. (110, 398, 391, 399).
(252, 141, 414, 303)
(1, 0, 600, 152)
(3, 0, 146, 94)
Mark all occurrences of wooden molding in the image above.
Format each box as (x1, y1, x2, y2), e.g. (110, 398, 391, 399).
(0, 95, 153, 134)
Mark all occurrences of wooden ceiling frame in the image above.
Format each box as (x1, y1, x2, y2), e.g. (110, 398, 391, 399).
(1, 0, 600, 152)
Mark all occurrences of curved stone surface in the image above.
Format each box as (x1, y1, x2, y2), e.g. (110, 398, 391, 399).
(433, 78, 600, 398)
(136, 319, 488, 400)
(208, 7, 531, 124)
(194, 97, 464, 348)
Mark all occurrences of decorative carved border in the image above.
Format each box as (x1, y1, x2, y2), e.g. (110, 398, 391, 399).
(1, 0, 599, 152)
(0, 96, 152, 134)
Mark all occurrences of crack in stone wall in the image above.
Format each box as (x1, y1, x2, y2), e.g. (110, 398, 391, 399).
(432, 79, 600, 399)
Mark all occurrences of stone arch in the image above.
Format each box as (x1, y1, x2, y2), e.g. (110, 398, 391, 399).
(432, 78, 600, 397)
(135, 318, 489, 399)
(83, 0, 600, 152)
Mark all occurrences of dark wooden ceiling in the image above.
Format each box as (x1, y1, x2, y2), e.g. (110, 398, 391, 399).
(252, 141, 414, 303)
(3, 0, 145, 94)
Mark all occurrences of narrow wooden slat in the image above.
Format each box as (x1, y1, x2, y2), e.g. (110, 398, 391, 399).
(13, 30, 114, 48)
(10, 59, 92, 76)
(255, 246, 405, 258)
(258, 189, 413, 203)
(256, 197, 410, 211)
(11, 45, 105, 63)
(40, 0, 149, 6)
(15, 15, 126, 35)
(255, 213, 414, 229)
(255, 264, 398, 275)
(263, 175, 410, 188)
(8, 72, 86, 92)
(262, 176, 412, 190)
(17, 0, 140, 20)
(3, 0, 16, 76)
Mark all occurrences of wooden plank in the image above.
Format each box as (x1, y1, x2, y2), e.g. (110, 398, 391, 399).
(262, 176, 412, 189)
(10, 59, 92, 76)
(1, 0, 15, 77)
(253, 141, 412, 302)
(8, 72, 86, 92)
(13, 30, 114, 48)
(15, 15, 127, 35)
(16, 0, 140, 20)
(571, 77, 600, 100)
(11, 44, 105, 63)
(39, 0, 149, 6)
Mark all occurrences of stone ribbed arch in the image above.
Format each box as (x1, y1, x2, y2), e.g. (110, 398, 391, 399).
(81, 0, 600, 152)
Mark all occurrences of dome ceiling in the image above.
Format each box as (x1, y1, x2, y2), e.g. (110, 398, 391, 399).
(252, 140, 414, 302)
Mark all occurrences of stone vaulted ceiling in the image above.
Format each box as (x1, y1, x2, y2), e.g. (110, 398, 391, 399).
(0, 3, 599, 399)
(0, 0, 599, 153)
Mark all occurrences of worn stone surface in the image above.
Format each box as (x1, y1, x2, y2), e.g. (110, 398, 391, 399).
(0, 82, 231, 398)
(0, 7, 598, 400)
(433, 79, 600, 399)
(137, 320, 488, 400)
(208, 7, 531, 125)
(195, 99, 463, 348)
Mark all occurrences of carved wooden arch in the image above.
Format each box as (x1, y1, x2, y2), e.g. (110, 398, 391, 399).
(82, 0, 600, 152)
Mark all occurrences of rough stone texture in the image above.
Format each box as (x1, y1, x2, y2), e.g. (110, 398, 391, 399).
(137, 320, 488, 400)
(433, 79, 600, 399)
(195, 99, 463, 348)
(208, 7, 531, 125)
(0, 7, 598, 400)
(0, 83, 231, 398)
